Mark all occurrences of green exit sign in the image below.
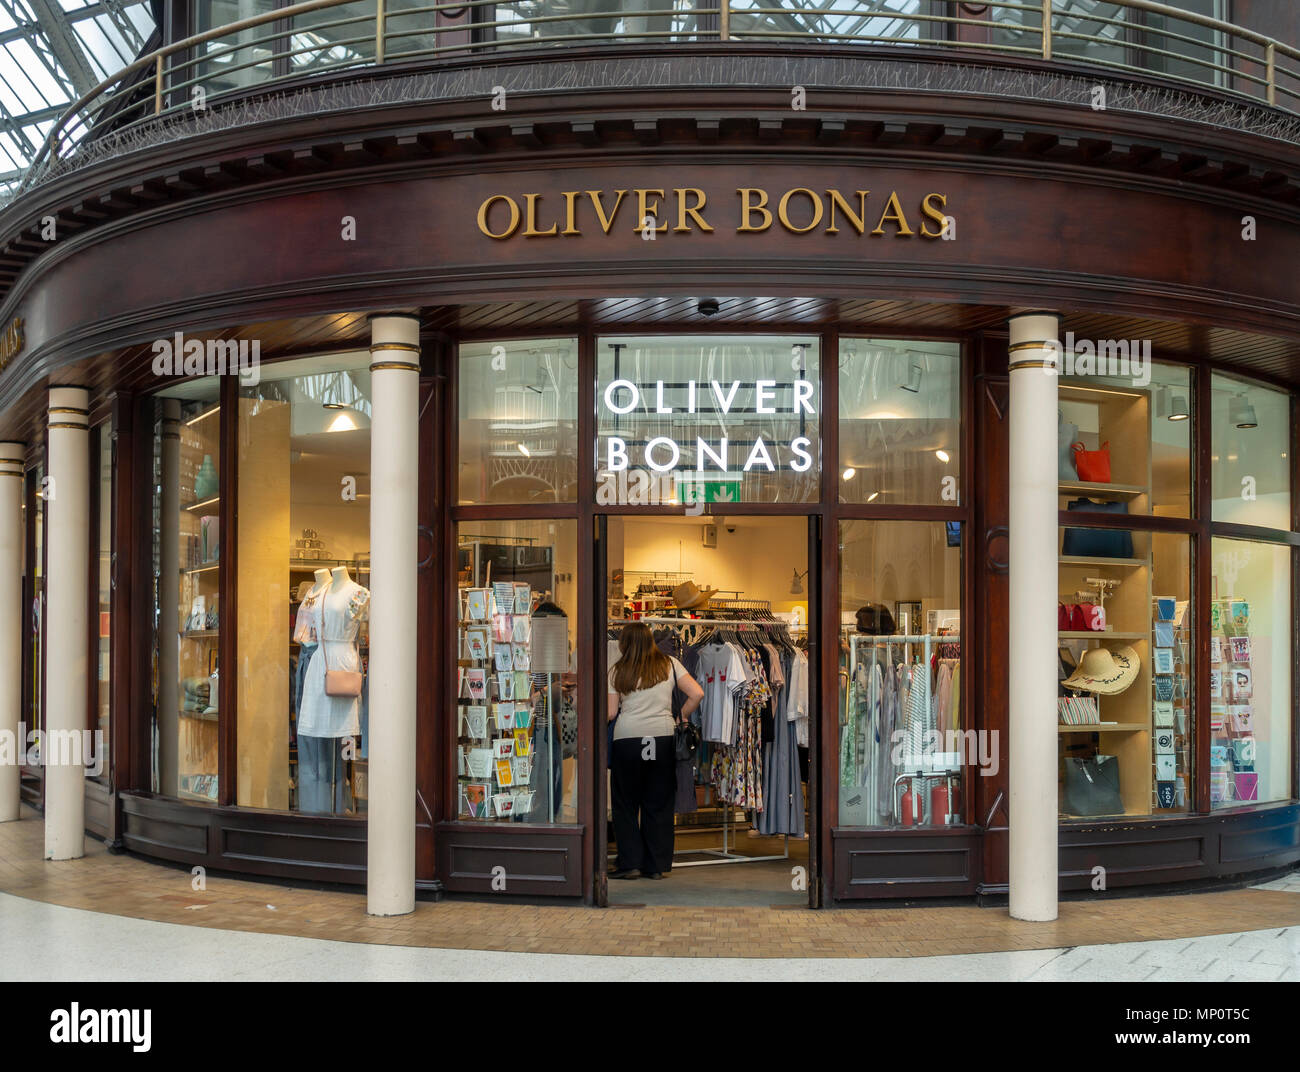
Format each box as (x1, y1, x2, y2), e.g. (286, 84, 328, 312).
(679, 479, 742, 504)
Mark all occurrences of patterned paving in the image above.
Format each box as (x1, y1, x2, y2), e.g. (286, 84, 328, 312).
(2, 808, 1299, 960)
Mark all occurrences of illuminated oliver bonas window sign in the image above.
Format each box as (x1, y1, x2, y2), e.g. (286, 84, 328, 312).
(601, 377, 816, 474)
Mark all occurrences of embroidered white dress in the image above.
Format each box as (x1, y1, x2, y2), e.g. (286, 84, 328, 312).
(297, 579, 370, 738)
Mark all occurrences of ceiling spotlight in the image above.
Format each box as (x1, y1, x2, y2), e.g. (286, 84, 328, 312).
(866, 491, 879, 503)
(1167, 393, 1189, 421)
(697, 298, 720, 317)
(842, 467, 856, 481)
(901, 363, 923, 393)
(517, 443, 531, 457)
(935, 449, 950, 463)
(1229, 393, 1258, 429)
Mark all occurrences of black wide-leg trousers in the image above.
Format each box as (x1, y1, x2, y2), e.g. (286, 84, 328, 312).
(610, 734, 676, 874)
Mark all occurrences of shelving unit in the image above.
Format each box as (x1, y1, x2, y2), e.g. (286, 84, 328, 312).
(176, 408, 220, 804)
(1057, 381, 1153, 818)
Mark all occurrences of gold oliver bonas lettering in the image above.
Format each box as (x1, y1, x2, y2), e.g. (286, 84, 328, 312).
(0, 316, 24, 372)
(477, 189, 949, 239)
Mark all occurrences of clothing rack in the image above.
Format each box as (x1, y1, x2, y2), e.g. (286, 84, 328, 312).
(849, 632, 962, 668)
(608, 612, 797, 867)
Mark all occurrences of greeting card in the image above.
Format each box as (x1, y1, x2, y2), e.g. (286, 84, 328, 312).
(1231, 667, 1253, 699)
(1156, 781, 1176, 809)
(513, 582, 531, 616)
(465, 627, 489, 661)
(1153, 648, 1174, 675)
(1153, 729, 1175, 755)
(511, 790, 534, 815)
(1209, 669, 1222, 699)
(1155, 754, 1176, 780)
(513, 705, 533, 731)
(1231, 737, 1256, 769)
(1153, 700, 1174, 728)
(1154, 622, 1174, 649)
(466, 589, 489, 621)
(1209, 636, 1223, 664)
(495, 758, 514, 788)
(493, 582, 515, 616)
(465, 668, 487, 700)
(492, 793, 515, 817)
(493, 738, 515, 759)
(512, 755, 531, 784)
(1154, 675, 1173, 702)
(494, 703, 516, 732)
(457, 748, 467, 777)
(514, 671, 531, 698)
(1230, 636, 1252, 663)
(1234, 772, 1258, 801)
(513, 728, 532, 756)
(512, 645, 531, 672)
(1229, 705, 1253, 736)
(466, 748, 494, 779)
(494, 646, 513, 673)
(1230, 600, 1250, 634)
(1210, 770, 1230, 804)
(492, 613, 513, 644)
(512, 616, 530, 644)
(464, 706, 488, 739)
(1154, 596, 1176, 622)
(461, 782, 490, 819)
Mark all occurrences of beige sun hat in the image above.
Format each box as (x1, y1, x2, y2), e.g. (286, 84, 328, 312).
(672, 580, 718, 610)
(1063, 645, 1141, 695)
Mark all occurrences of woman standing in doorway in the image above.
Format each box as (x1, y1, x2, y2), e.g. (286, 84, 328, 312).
(608, 622, 704, 879)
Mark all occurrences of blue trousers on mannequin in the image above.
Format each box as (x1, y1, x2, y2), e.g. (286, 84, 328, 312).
(298, 735, 353, 814)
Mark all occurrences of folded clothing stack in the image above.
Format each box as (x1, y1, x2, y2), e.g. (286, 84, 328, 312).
(182, 676, 210, 712)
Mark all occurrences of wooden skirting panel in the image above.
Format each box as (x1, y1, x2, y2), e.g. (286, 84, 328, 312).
(83, 780, 111, 841)
(832, 827, 982, 900)
(436, 822, 584, 898)
(1060, 803, 1300, 891)
(119, 792, 366, 884)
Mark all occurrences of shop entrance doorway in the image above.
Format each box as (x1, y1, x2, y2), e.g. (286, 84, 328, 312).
(597, 515, 818, 908)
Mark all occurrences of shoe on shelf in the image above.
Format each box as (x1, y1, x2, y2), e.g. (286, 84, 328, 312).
(608, 868, 641, 879)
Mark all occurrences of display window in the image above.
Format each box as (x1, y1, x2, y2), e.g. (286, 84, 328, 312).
(838, 339, 961, 506)
(453, 519, 579, 824)
(1209, 538, 1291, 809)
(1057, 362, 1192, 520)
(92, 422, 111, 781)
(458, 338, 578, 505)
(151, 381, 222, 803)
(1056, 527, 1194, 817)
(838, 519, 963, 828)
(1211, 373, 1291, 530)
(595, 335, 820, 505)
(237, 356, 372, 813)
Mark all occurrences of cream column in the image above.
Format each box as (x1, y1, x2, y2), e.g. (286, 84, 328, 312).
(0, 442, 23, 822)
(366, 314, 420, 916)
(1007, 312, 1060, 922)
(45, 387, 89, 860)
(157, 400, 181, 796)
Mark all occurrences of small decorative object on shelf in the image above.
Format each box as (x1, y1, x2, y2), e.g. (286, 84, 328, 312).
(194, 454, 218, 499)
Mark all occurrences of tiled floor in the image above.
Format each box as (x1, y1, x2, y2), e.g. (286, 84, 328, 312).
(2, 807, 1299, 972)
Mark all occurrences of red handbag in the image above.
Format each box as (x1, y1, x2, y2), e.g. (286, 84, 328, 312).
(1072, 441, 1112, 483)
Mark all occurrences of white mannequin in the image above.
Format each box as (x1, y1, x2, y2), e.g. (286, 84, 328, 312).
(312, 567, 330, 593)
(330, 565, 351, 590)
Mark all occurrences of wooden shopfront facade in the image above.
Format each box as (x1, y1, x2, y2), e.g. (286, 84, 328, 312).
(0, 31, 1297, 909)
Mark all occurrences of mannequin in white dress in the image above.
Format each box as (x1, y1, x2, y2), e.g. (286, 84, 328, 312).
(298, 565, 370, 813)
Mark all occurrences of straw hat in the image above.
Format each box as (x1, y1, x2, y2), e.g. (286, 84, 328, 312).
(1063, 645, 1141, 695)
(672, 580, 718, 610)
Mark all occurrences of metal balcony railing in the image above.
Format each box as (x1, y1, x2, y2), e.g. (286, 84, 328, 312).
(15, 0, 1300, 196)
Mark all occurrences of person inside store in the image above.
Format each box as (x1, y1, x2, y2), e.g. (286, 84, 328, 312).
(607, 622, 704, 879)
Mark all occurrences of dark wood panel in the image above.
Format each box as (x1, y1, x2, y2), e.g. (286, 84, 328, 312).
(436, 823, 584, 897)
(831, 827, 982, 899)
(83, 779, 111, 840)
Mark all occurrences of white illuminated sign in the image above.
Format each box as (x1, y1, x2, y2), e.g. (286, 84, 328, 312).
(599, 378, 817, 474)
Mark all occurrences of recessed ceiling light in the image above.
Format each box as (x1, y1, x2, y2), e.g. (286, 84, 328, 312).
(517, 443, 531, 457)
(866, 491, 879, 502)
(842, 467, 856, 481)
(935, 449, 950, 463)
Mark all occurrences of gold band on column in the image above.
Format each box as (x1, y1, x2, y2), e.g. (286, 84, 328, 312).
(370, 360, 420, 373)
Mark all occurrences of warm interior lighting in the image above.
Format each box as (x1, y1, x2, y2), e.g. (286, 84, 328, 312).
(185, 405, 220, 427)
(1167, 393, 1189, 421)
(866, 491, 879, 502)
(517, 443, 531, 457)
(935, 449, 950, 463)
(842, 467, 856, 481)
(326, 409, 359, 433)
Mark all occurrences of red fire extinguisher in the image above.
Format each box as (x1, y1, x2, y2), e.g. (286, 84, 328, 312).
(930, 780, 953, 826)
(900, 781, 922, 826)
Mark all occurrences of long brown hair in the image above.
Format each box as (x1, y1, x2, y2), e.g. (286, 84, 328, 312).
(611, 622, 670, 695)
